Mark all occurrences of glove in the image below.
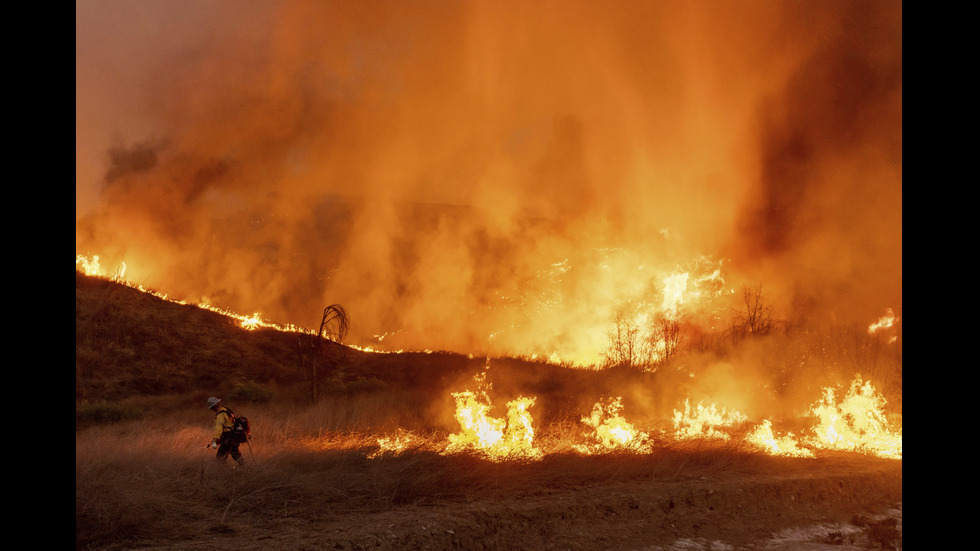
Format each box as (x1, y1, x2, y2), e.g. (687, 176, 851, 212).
(209, 439, 218, 449)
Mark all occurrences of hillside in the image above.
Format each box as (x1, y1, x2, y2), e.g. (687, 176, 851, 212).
(76, 270, 902, 550)
(76, 269, 679, 420)
(76, 270, 489, 404)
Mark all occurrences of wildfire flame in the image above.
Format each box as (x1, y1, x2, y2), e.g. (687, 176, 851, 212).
(78, 256, 901, 461)
(444, 372, 542, 461)
(868, 308, 900, 344)
(672, 399, 747, 441)
(661, 272, 689, 317)
(368, 430, 417, 459)
(77, 255, 308, 334)
(78, 0, 902, 476)
(745, 420, 814, 458)
(574, 396, 651, 454)
(807, 376, 902, 459)
(868, 308, 898, 335)
(76, 254, 126, 281)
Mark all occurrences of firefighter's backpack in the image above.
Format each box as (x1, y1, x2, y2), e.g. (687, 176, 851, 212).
(222, 408, 252, 443)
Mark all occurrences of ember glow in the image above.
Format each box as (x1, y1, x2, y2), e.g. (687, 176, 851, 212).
(368, 430, 417, 459)
(77, 254, 306, 334)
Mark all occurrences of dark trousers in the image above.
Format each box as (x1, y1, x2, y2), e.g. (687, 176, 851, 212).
(216, 432, 243, 463)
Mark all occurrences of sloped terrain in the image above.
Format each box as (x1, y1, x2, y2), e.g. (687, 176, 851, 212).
(76, 273, 902, 550)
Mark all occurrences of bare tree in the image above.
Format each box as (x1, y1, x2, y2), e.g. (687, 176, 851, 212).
(727, 284, 776, 345)
(299, 305, 350, 402)
(319, 304, 350, 342)
(650, 313, 684, 368)
(603, 313, 648, 369)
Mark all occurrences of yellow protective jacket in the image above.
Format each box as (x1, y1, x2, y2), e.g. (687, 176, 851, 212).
(212, 406, 234, 440)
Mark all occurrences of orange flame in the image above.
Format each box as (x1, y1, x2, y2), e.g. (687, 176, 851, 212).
(745, 419, 814, 458)
(672, 399, 747, 441)
(444, 372, 542, 461)
(574, 397, 651, 454)
(77, 256, 901, 462)
(77, 255, 308, 334)
(806, 376, 902, 459)
(867, 308, 898, 335)
(868, 308, 900, 344)
(368, 429, 417, 459)
(76, 254, 126, 280)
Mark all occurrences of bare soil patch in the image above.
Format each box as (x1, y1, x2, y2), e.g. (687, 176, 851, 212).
(84, 450, 901, 551)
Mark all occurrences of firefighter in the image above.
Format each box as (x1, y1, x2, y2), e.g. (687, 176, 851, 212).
(207, 396, 244, 467)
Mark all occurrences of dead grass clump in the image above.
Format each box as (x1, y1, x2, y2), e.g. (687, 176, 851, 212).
(76, 448, 214, 548)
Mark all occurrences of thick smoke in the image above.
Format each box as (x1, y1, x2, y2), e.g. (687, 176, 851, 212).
(729, 1, 902, 327)
(77, 1, 901, 373)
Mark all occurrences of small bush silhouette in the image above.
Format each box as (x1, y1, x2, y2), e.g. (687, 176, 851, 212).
(227, 379, 274, 403)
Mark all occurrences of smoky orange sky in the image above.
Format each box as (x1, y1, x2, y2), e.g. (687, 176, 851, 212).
(76, 0, 901, 365)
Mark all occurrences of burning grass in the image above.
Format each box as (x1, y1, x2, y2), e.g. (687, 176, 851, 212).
(76, 405, 900, 550)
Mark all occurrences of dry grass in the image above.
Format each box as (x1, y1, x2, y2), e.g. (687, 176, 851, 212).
(76, 395, 894, 550)
(75, 404, 780, 550)
(76, 271, 902, 549)
(76, 379, 798, 549)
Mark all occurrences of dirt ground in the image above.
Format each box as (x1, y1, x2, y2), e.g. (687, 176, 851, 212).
(117, 454, 901, 551)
